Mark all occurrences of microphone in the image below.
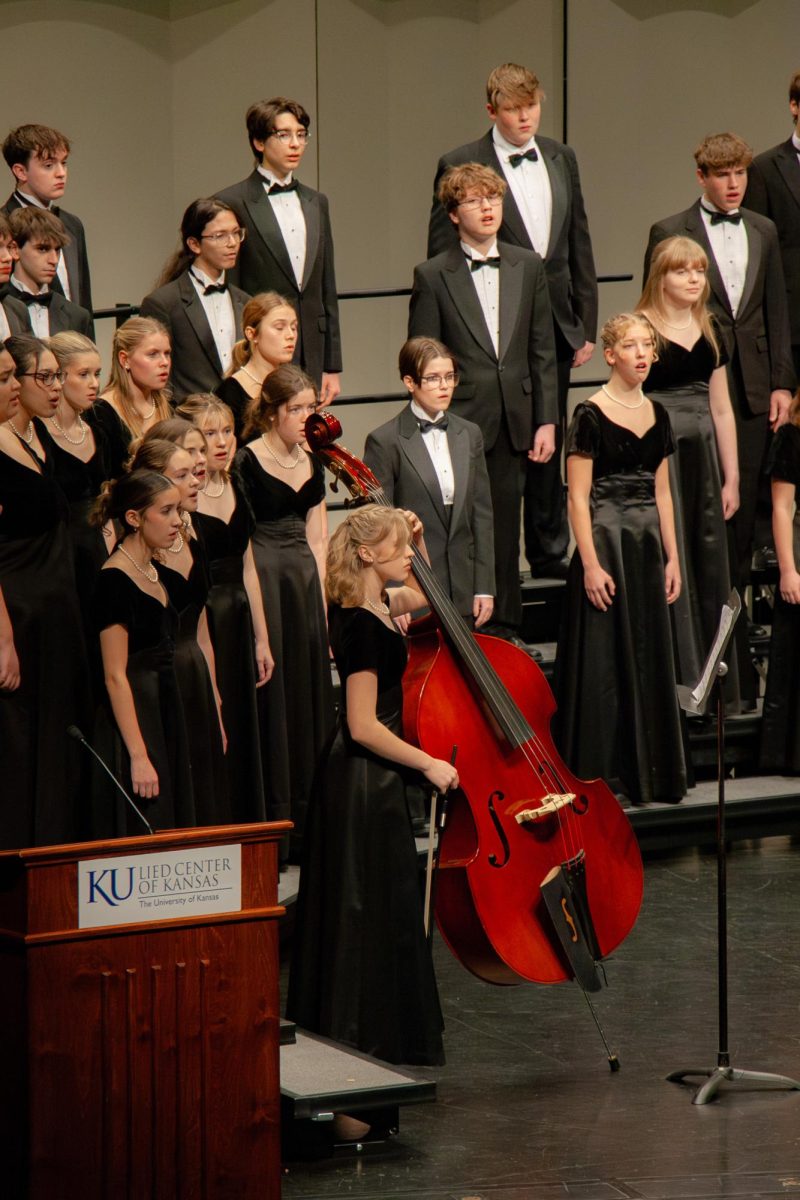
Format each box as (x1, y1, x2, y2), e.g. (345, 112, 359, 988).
(67, 725, 155, 836)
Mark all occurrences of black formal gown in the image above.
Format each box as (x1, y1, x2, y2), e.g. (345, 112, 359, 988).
(92, 567, 195, 837)
(645, 329, 739, 703)
(159, 539, 230, 826)
(234, 447, 335, 860)
(553, 401, 687, 805)
(215, 376, 253, 442)
(86, 399, 133, 480)
(760, 424, 800, 774)
(194, 482, 267, 823)
(287, 604, 444, 1065)
(0, 434, 89, 847)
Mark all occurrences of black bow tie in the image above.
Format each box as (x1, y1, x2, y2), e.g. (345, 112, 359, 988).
(469, 256, 501, 272)
(15, 288, 53, 307)
(417, 415, 449, 434)
(709, 210, 742, 225)
(508, 148, 538, 167)
(268, 179, 298, 195)
(203, 282, 228, 295)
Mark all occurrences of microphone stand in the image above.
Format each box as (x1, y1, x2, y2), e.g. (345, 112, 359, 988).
(667, 594, 800, 1104)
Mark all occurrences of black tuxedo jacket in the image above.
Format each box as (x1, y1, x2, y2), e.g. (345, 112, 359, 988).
(2, 293, 31, 335)
(214, 170, 342, 380)
(745, 138, 800, 346)
(2, 192, 93, 314)
(408, 243, 557, 453)
(140, 271, 249, 402)
(0, 284, 93, 338)
(644, 201, 795, 415)
(427, 131, 597, 350)
(364, 405, 495, 616)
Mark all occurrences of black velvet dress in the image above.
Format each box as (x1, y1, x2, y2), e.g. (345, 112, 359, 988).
(86, 399, 133, 480)
(234, 447, 334, 859)
(553, 401, 687, 805)
(760, 424, 800, 774)
(0, 434, 89, 848)
(287, 605, 444, 1066)
(194, 483, 267, 823)
(159, 539, 230, 826)
(92, 567, 195, 837)
(215, 376, 253, 441)
(645, 330, 739, 701)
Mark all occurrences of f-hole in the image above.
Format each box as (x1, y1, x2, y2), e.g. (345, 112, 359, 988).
(487, 791, 510, 868)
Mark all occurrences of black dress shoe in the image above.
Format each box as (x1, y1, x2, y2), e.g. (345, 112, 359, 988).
(480, 625, 543, 662)
(531, 555, 571, 580)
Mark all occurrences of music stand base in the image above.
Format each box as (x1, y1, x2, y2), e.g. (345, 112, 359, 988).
(666, 1063, 800, 1105)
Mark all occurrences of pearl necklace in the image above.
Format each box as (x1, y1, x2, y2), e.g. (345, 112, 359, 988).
(240, 364, 264, 388)
(52, 412, 88, 446)
(118, 544, 158, 584)
(261, 433, 301, 469)
(202, 474, 226, 499)
(660, 312, 693, 331)
(9, 417, 34, 444)
(365, 596, 390, 616)
(601, 384, 646, 410)
(165, 529, 184, 555)
(138, 398, 156, 421)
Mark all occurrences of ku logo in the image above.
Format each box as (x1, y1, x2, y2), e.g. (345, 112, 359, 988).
(87, 867, 135, 906)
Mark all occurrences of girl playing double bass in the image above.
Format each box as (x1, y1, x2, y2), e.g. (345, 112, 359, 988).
(287, 504, 458, 1069)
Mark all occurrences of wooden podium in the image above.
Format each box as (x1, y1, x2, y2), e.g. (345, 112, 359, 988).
(0, 821, 291, 1199)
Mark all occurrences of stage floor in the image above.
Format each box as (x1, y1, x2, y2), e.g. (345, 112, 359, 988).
(280, 833, 800, 1199)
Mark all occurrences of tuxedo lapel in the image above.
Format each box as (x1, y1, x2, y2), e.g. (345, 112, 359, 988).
(498, 253, 524, 362)
(398, 406, 449, 531)
(684, 203, 732, 316)
(739, 214, 762, 314)
(441, 250, 497, 361)
(476, 132, 530, 247)
(299, 187, 319, 292)
(447, 420, 470, 531)
(242, 172, 296, 288)
(775, 139, 800, 210)
(541, 143, 568, 258)
(231, 287, 247, 336)
(61, 236, 80, 303)
(179, 274, 222, 373)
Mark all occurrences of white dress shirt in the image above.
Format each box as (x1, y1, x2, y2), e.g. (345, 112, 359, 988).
(0, 304, 11, 340)
(700, 198, 748, 316)
(492, 128, 552, 258)
(410, 399, 454, 506)
(461, 239, 500, 356)
(792, 130, 800, 165)
(189, 266, 236, 373)
(10, 278, 50, 338)
(14, 190, 71, 300)
(257, 166, 306, 287)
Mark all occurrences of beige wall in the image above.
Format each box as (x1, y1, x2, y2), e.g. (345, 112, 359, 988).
(0, 0, 795, 452)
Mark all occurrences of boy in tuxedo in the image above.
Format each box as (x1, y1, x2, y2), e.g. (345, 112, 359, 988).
(2, 124, 92, 312)
(409, 162, 557, 639)
(0, 213, 31, 338)
(215, 97, 341, 405)
(365, 336, 495, 625)
(3, 208, 93, 338)
(140, 198, 250, 401)
(427, 63, 597, 579)
(745, 71, 800, 380)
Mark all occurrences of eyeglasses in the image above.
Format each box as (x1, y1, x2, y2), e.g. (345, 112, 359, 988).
(420, 373, 459, 389)
(270, 130, 311, 145)
(200, 228, 246, 244)
(21, 370, 65, 387)
(457, 196, 503, 211)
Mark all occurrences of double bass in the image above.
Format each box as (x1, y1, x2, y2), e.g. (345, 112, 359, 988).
(306, 410, 643, 991)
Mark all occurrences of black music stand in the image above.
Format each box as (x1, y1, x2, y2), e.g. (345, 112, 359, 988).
(667, 590, 800, 1104)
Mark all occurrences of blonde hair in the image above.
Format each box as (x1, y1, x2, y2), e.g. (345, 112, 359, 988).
(176, 392, 235, 431)
(326, 506, 412, 607)
(600, 312, 657, 354)
(486, 63, 543, 109)
(125, 436, 189, 477)
(47, 330, 98, 367)
(229, 292, 296, 372)
(638, 237, 720, 363)
(103, 317, 172, 437)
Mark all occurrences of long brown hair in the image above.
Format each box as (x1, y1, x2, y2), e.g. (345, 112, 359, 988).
(638, 236, 720, 363)
(242, 363, 317, 440)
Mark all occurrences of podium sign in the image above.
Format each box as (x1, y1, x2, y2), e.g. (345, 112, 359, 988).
(78, 843, 242, 928)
